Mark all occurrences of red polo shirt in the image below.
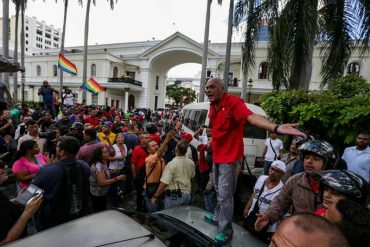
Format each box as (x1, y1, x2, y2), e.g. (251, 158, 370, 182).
(131, 145, 148, 172)
(209, 93, 253, 164)
(84, 115, 99, 128)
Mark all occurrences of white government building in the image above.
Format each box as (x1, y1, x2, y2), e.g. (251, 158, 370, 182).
(4, 29, 370, 111)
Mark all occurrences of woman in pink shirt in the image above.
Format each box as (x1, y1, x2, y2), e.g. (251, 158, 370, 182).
(12, 140, 47, 190)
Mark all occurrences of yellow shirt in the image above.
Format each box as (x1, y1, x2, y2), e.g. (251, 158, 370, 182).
(97, 132, 116, 145)
(144, 153, 165, 187)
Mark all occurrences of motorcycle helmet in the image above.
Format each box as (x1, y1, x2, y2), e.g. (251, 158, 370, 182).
(317, 170, 369, 205)
(298, 140, 338, 170)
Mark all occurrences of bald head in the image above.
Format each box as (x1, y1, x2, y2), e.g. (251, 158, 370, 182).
(205, 77, 224, 103)
(270, 214, 349, 247)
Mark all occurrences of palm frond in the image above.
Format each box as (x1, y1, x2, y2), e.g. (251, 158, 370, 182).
(357, 0, 370, 55)
(319, 0, 356, 86)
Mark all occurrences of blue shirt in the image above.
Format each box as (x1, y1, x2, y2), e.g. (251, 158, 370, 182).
(39, 87, 55, 104)
(342, 146, 370, 182)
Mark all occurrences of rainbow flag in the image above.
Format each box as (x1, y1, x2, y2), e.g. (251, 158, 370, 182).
(81, 77, 105, 95)
(58, 54, 77, 75)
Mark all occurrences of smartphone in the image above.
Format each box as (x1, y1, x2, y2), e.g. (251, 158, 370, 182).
(16, 184, 43, 206)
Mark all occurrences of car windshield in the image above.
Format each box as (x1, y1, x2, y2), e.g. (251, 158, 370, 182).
(124, 211, 214, 247)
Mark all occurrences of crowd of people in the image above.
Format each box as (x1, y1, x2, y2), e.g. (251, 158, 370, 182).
(0, 78, 369, 247)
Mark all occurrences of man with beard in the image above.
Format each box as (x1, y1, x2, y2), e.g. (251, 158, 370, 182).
(342, 132, 370, 182)
(31, 136, 90, 231)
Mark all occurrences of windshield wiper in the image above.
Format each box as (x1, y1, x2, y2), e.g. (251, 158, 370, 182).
(94, 233, 155, 247)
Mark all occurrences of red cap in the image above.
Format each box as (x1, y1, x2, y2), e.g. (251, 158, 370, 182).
(181, 132, 193, 142)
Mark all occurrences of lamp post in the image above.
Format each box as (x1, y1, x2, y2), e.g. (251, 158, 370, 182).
(247, 78, 253, 103)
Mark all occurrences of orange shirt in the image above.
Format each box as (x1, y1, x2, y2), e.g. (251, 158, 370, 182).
(144, 153, 165, 187)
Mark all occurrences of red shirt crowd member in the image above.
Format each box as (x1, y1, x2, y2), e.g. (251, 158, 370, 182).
(84, 109, 99, 128)
(203, 77, 306, 245)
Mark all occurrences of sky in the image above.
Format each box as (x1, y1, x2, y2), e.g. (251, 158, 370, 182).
(1, 0, 244, 77)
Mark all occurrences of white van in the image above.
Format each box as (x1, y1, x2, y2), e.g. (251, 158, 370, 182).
(181, 102, 267, 175)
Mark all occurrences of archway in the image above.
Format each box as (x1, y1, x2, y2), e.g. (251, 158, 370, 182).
(148, 49, 202, 109)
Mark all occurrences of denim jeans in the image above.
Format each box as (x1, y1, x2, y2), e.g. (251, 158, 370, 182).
(144, 194, 163, 213)
(164, 193, 191, 209)
(213, 161, 240, 237)
(204, 190, 217, 213)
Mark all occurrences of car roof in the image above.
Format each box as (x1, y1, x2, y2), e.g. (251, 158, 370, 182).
(7, 210, 166, 247)
(154, 206, 267, 247)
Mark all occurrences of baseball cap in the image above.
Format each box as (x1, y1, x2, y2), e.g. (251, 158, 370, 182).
(63, 111, 69, 116)
(181, 132, 193, 142)
(104, 121, 113, 127)
(271, 160, 286, 173)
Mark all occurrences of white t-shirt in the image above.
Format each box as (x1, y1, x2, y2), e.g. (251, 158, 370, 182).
(264, 138, 283, 161)
(63, 92, 74, 106)
(109, 144, 127, 170)
(248, 175, 283, 232)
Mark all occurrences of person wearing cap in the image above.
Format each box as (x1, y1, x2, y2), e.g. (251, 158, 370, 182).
(255, 139, 338, 232)
(97, 121, 116, 146)
(54, 111, 73, 136)
(181, 132, 197, 161)
(243, 160, 286, 243)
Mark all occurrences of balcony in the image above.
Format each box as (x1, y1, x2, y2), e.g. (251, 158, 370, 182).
(108, 77, 142, 87)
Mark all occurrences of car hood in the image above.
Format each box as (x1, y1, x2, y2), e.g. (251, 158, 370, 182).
(154, 206, 267, 247)
(6, 210, 166, 247)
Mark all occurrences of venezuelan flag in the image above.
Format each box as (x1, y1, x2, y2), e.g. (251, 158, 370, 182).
(81, 77, 105, 95)
(58, 54, 77, 75)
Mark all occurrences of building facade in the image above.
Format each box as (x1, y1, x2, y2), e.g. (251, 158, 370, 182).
(6, 32, 370, 111)
(0, 15, 62, 55)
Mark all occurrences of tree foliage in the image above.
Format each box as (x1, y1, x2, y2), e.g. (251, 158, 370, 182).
(166, 84, 197, 107)
(260, 75, 370, 148)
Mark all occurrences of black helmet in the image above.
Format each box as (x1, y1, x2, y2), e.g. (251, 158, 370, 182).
(299, 140, 337, 169)
(317, 170, 369, 205)
(146, 122, 158, 134)
(71, 122, 83, 129)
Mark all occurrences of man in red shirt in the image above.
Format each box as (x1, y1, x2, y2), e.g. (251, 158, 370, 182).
(131, 134, 151, 211)
(204, 78, 306, 245)
(84, 109, 99, 128)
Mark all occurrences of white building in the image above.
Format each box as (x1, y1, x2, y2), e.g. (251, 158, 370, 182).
(0, 15, 62, 55)
(5, 32, 370, 111)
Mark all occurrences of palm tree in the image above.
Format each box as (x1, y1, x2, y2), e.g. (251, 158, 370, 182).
(234, 0, 370, 90)
(12, 0, 22, 101)
(20, 0, 27, 103)
(222, 0, 235, 92)
(199, 0, 222, 102)
(2, 0, 10, 88)
(82, 0, 116, 102)
(57, 0, 83, 96)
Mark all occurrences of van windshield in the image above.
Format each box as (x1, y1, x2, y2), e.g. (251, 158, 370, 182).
(243, 125, 267, 139)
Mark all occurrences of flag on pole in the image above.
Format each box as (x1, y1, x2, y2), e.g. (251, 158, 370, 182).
(81, 77, 105, 95)
(58, 54, 77, 75)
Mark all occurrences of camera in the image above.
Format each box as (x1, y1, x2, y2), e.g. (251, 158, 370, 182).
(39, 129, 57, 142)
(16, 184, 43, 206)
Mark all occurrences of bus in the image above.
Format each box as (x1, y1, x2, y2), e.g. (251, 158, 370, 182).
(181, 102, 267, 175)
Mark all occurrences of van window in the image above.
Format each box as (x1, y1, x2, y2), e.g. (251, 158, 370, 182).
(243, 125, 267, 139)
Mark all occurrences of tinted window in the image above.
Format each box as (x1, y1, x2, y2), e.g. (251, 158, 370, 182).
(244, 125, 267, 139)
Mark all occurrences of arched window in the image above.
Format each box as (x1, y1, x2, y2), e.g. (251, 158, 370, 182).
(91, 64, 96, 77)
(113, 66, 118, 78)
(53, 65, 58, 77)
(258, 62, 269, 79)
(36, 65, 41, 76)
(347, 62, 360, 75)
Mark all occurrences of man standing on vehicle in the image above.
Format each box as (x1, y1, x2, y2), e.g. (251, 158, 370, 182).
(203, 77, 306, 245)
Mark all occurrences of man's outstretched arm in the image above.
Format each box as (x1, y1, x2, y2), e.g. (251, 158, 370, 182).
(247, 114, 307, 138)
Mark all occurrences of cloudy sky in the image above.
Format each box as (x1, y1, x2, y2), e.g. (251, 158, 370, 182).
(1, 0, 244, 77)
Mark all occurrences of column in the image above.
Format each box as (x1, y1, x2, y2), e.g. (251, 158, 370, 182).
(138, 67, 150, 108)
(124, 88, 129, 112)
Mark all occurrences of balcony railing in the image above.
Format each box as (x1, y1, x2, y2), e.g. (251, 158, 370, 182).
(108, 77, 142, 87)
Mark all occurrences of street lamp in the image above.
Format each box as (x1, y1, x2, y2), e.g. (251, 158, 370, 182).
(247, 78, 253, 103)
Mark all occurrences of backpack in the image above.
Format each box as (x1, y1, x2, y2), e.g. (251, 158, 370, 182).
(53, 160, 90, 224)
